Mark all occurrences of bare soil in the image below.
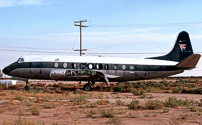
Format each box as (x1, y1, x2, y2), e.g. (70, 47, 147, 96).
(1, 79, 202, 125)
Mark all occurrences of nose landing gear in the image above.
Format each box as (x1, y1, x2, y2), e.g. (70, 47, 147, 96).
(24, 79, 30, 91)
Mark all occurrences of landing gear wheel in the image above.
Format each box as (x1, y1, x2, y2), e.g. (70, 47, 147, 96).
(83, 83, 91, 91)
(24, 86, 30, 91)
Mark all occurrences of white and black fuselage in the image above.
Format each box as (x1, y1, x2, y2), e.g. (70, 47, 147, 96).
(2, 31, 201, 90)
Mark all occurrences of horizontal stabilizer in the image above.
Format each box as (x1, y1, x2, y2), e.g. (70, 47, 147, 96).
(176, 54, 201, 68)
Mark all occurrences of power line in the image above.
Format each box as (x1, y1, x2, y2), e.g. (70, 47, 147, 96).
(90, 22, 202, 27)
(70, 30, 80, 55)
(0, 48, 202, 54)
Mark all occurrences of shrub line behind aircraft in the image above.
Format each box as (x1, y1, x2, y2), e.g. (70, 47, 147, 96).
(3, 31, 201, 91)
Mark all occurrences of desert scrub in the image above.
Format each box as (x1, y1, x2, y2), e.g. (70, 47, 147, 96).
(109, 117, 122, 125)
(100, 108, 115, 118)
(53, 83, 60, 87)
(86, 102, 98, 108)
(86, 109, 97, 117)
(199, 99, 202, 106)
(172, 87, 181, 93)
(163, 97, 184, 107)
(144, 100, 162, 110)
(0, 108, 5, 113)
(10, 91, 15, 94)
(70, 95, 87, 105)
(162, 107, 170, 113)
(14, 95, 24, 102)
(116, 99, 124, 106)
(130, 88, 144, 96)
(189, 106, 197, 112)
(43, 102, 57, 109)
(139, 93, 153, 99)
(97, 99, 110, 105)
(30, 106, 41, 115)
(86, 110, 93, 117)
(73, 89, 84, 94)
(113, 85, 124, 92)
(55, 88, 62, 94)
(128, 99, 141, 109)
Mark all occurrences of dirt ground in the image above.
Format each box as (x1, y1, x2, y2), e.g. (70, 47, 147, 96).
(1, 78, 202, 125)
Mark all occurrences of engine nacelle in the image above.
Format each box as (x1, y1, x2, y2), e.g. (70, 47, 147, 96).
(50, 69, 67, 79)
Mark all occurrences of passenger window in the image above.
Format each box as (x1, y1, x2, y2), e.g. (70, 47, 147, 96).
(96, 64, 103, 70)
(88, 64, 93, 69)
(80, 63, 86, 69)
(114, 64, 118, 70)
(122, 65, 126, 70)
(54, 63, 59, 68)
(63, 63, 67, 68)
(105, 64, 109, 70)
(72, 63, 76, 69)
(130, 65, 135, 71)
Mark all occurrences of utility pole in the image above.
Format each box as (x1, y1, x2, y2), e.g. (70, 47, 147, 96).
(74, 20, 88, 56)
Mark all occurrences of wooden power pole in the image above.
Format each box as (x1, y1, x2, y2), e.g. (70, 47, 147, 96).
(74, 20, 88, 56)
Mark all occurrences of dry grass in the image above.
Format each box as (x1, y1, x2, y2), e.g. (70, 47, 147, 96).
(0, 79, 202, 124)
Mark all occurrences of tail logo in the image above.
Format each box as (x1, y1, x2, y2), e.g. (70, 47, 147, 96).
(179, 44, 186, 51)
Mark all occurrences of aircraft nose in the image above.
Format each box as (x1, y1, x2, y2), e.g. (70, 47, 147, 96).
(2, 67, 10, 75)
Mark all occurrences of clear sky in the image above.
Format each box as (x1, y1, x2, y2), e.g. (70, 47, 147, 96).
(0, 0, 202, 76)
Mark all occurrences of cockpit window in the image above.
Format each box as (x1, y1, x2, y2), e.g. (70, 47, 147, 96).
(17, 58, 24, 63)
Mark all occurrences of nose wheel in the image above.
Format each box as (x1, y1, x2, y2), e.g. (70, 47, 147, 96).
(24, 86, 30, 91)
(24, 79, 30, 91)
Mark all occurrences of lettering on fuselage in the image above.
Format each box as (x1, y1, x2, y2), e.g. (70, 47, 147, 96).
(147, 71, 158, 75)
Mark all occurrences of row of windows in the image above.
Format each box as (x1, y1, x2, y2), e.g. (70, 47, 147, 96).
(54, 62, 136, 71)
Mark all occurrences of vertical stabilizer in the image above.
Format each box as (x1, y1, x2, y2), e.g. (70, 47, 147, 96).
(147, 31, 193, 62)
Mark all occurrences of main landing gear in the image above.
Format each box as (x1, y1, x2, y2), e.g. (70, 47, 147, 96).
(83, 81, 95, 91)
(24, 79, 30, 91)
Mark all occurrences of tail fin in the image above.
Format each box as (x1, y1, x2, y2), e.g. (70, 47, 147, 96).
(147, 31, 193, 62)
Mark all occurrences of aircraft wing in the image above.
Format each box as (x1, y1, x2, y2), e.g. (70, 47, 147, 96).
(50, 69, 121, 86)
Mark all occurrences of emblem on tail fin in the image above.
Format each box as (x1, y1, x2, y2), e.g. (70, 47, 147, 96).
(179, 44, 186, 51)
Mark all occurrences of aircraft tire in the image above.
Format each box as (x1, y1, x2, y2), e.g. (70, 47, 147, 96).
(24, 86, 30, 91)
(83, 83, 91, 91)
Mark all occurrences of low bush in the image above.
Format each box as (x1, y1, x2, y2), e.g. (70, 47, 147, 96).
(31, 106, 40, 115)
(128, 99, 141, 109)
(113, 85, 124, 92)
(144, 100, 162, 110)
(97, 99, 110, 105)
(100, 108, 115, 118)
(195, 87, 202, 94)
(116, 99, 124, 106)
(130, 88, 144, 96)
(172, 87, 181, 93)
(109, 117, 122, 125)
(70, 95, 87, 105)
(43, 102, 57, 109)
(55, 88, 62, 94)
(53, 83, 60, 87)
(181, 88, 189, 93)
(163, 97, 183, 107)
(86, 110, 93, 117)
